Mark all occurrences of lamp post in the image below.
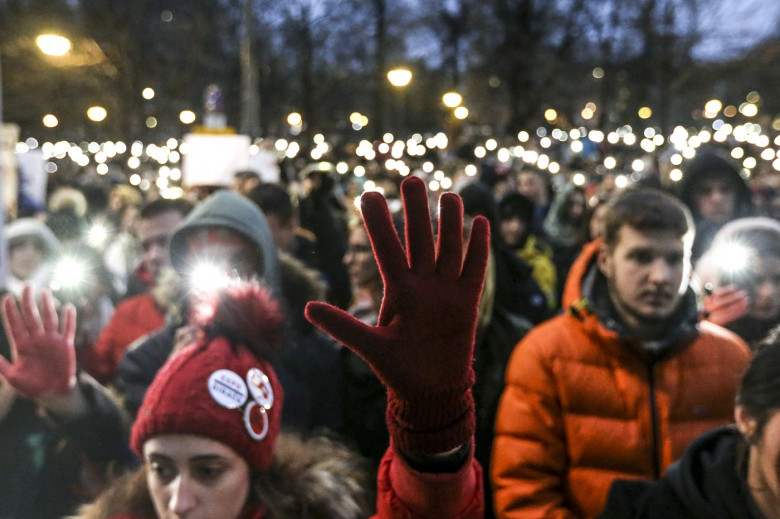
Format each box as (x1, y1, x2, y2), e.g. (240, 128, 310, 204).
(387, 68, 412, 135)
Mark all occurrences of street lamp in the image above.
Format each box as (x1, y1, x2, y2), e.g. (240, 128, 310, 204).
(442, 92, 462, 108)
(387, 68, 412, 88)
(87, 105, 107, 122)
(35, 34, 72, 56)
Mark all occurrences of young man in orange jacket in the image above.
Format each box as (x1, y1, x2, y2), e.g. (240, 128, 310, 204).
(492, 187, 751, 519)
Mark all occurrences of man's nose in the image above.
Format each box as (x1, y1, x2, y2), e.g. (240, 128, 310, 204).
(648, 258, 672, 283)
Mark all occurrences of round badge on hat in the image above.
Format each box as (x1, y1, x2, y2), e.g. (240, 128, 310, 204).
(246, 368, 274, 409)
(208, 369, 249, 409)
(244, 401, 270, 440)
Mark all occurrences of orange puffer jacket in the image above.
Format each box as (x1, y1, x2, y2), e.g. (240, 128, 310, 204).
(491, 239, 750, 519)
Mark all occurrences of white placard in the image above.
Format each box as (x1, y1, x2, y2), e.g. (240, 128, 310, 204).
(182, 133, 251, 187)
(247, 147, 281, 184)
(17, 149, 46, 212)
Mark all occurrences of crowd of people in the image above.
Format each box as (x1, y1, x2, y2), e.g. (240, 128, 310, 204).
(0, 140, 778, 518)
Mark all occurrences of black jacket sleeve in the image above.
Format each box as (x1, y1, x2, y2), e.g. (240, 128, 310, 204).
(116, 321, 178, 417)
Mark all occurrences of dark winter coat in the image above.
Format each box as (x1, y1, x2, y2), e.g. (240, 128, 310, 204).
(0, 377, 134, 519)
(599, 426, 766, 519)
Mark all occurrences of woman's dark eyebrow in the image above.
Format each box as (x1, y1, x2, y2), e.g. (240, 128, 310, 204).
(146, 452, 172, 462)
(189, 454, 227, 463)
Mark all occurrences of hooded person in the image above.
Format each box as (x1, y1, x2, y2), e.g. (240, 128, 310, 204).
(677, 151, 754, 263)
(116, 190, 344, 437)
(116, 190, 281, 416)
(5, 218, 62, 297)
(543, 183, 590, 305)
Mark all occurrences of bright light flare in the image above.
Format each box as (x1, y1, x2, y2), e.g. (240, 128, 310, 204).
(87, 106, 107, 122)
(387, 68, 413, 87)
(442, 92, 462, 108)
(716, 243, 752, 280)
(42, 114, 59, 128)
(180, 110, 196, 124)
(188, 261, 236, 294)
(36, 34, 71, 56)
(51, 256, 87, 291)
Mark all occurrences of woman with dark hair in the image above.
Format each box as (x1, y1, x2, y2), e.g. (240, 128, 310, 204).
(599, 325, 780, 519)
(543, 183, 590, 305)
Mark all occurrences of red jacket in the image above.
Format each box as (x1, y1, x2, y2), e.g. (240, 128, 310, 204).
(84, 293, 165, 385)
(491, 239, 750, 519)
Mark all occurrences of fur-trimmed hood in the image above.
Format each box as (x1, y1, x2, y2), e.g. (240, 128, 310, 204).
(71, 433, 373, 519)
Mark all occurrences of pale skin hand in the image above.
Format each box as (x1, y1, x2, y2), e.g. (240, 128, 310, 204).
(0, 286, 88, 417)
(703, 284, 750, 326)
(0, 379, 16, 422)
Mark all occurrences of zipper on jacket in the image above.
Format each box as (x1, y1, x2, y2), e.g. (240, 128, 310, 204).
(646, 362, 662, 479)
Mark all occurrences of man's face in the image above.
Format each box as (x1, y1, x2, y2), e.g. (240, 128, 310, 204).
(598, 226, 691, 332)
(265, 214, 296, 253)
(518, 172, 548, 207)
(137, 210, 186, 283)
(694, 177, 737, 223)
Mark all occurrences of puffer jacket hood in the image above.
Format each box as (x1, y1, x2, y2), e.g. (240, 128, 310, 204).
(168, 190, 280, 295)
(563, 238, 700, 360)
(664, 426, 764, 519)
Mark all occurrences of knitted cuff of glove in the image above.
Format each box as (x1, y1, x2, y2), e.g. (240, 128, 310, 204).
(387, 387, 475, 456)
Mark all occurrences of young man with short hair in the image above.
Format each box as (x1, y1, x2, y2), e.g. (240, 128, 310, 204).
(492, 188, 751, 519)
(84, 198, 193, 384)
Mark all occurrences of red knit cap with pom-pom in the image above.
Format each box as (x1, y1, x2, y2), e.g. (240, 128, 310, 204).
(131, 282, 285, 473)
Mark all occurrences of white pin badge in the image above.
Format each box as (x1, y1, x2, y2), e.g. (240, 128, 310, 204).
(246, 368, 274, 409)
(244, 401, 270, 440)
(208, 369, 249, 409)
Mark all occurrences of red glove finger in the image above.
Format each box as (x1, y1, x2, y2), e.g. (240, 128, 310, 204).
(402, 178, 436, 275)
(436, 193, 464, 280)
(361, 190, 408, 273)
(305, 302, 379, 350)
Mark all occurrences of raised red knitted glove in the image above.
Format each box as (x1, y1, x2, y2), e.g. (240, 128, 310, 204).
(305, 176, 489, 455)
(0, 286, 77, 399)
